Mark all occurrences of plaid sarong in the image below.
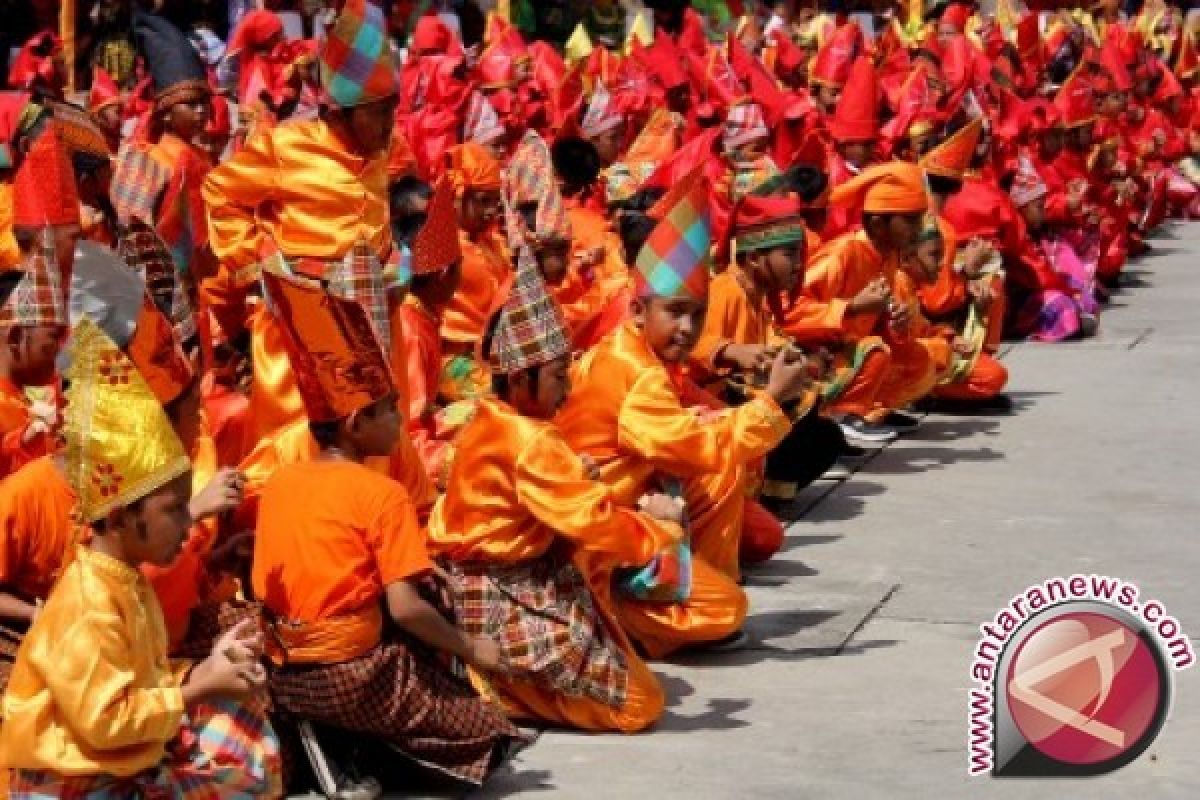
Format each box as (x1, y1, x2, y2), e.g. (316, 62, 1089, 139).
(444, 557, 629, 709)
(111, 145, 170, 227)
(259, 239, 392, 359)
(820, 338, 889, 405)
(0, 617, 29, 698)
(116, 221, 197, 344)
(9, 698, 282, 799)
(267, 637, 521, 786)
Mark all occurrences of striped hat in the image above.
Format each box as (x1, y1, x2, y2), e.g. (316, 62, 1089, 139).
(581, 82, 623, 139)
(722, 100, 769, 152)
(633, 168, 712, 300)
(503, 131, 570, 247)
(1009, 156, 1048, 209)
(0, 228, 67, 328)
(319, 0, 398, 109)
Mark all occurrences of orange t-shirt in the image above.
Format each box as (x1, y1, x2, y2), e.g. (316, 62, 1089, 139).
(252, 460, 432, 625)
(0, 456, 77, 602)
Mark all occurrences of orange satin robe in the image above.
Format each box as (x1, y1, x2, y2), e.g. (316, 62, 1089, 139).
(692, 267, 777, 375)
(0, 379, 53, 480)
(553, 206, 633, 351)
(557, 323, 791, 656)
(0, 456, 77, 604)
(428, 398, 678, 732)
(440, 230, 510, 346)
(252, 460, 432, 664)
(396, 296, 453, 486)
(787, 231, 936, 419)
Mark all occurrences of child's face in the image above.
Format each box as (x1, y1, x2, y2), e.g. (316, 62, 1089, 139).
(914, 238, 943, 283)
(513, 355, 572, 419)
(119, 473, 194, 568)
(749, 243, 803, 295)
(351, 394, 402, 458)
(634, 295, 708, 364)
(1019, 196, 1046, 233)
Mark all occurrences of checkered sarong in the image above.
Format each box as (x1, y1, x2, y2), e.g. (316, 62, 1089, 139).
(9, 699, 282, 799)
(0, 618, 28, 697)
(111, 145, 170, 227)
(117, 221, 197, 344)
(444, 557, 629, 709)
(267, 637, 521, 786)
(259, 239, 392, 358)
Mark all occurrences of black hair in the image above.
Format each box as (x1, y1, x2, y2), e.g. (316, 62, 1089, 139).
(788, 165, 829, 205)
(552, 136, 602, 196)
(614, 187, 666, 214)
(389, 175, 433, 244)
(926, 173, 963, 197)
(309, 418, 342, 449)
(617, 210, 658, 264)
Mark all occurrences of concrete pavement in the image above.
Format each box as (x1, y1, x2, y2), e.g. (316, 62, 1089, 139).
(476, 223, 1200, 799)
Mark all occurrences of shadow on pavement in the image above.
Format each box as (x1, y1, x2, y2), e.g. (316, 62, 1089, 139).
(863, 445, 1004, 474)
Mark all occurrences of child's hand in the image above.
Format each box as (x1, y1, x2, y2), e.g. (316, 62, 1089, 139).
(189, 468, 246, 521)
(467, 638, 510, 674)
(579, 453, 601, 482)
(721, 343, 773, 373)
(194, 620, 268, 699)
(638, 492, 685, 525)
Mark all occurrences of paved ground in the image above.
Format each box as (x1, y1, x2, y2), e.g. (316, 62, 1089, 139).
(474, 222, 1200, 799)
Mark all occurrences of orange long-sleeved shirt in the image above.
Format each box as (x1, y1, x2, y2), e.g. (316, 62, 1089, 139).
(440, 230, 510, 346)
(0, 456, 76, 603)
(782, 230, 895, 345)
(203, 118, 392, 278)
(428, 398, 679, 567)
(556, 323, 791, 509)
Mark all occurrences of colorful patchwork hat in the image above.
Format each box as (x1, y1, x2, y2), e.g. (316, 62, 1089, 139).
(62, 318, 191, 522)
(633, 168, 712, 300)
(319, 0, 399, 109)
(262, 269, 395, 423)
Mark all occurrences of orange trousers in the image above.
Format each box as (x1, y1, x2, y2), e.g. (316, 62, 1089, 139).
(869, 338, 938, 421)
(616, 557, 748, 659)
(934, 353, 1009, 401)
(826, 347, 892, 419)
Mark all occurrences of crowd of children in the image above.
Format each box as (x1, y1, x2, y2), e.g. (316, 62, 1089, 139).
(0, 0, 1195, 795)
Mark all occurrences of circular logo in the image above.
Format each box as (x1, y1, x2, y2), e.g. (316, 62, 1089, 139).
(1004, 609, 1170, 771)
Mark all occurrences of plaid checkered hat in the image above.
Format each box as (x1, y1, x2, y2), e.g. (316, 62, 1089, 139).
(633, 168, 712, 301)
(319, 0, 399, 109)
(503, 131, 570, 247)
(1009, 155, 1048, 209)
(463, 90, 505, 147)
(0, 228, 67, 328)
(487, 245, 572, 375)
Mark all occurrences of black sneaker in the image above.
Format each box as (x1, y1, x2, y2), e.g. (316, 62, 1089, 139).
(882, 411, 921, 432)
(837, 415, 898, 446)
(840, 442, 870, 460)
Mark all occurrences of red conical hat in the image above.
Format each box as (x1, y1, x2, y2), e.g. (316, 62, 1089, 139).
(919, 117, 983, 179)
(829, 56, 878, 144)
(810, 22, 862, 87)
(88, 67, 122, 114)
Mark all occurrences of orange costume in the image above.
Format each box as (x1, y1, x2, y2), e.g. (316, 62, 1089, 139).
(202, 117, 432, 511)
(428, 398, 677, 731)
(440, 143, 510, 349)
(555, 203, 634, 350)
(784, 164, 937, 420)
(0, 456, 76, 608)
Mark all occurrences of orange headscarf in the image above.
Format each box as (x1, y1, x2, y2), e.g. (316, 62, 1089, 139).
(829, 162, 929, 215)
(446, 142, 502, 194)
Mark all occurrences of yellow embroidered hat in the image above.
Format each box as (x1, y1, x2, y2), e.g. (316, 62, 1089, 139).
(63, 318, 190, 522)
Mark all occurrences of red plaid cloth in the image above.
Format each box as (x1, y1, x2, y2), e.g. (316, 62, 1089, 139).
(444, 556, 629, 709)
(9, 698, 282, 799)
(0, 235, 67, 328)
(267, 636, 521, 786)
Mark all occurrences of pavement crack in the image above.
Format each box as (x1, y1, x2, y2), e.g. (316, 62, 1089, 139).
(836, 583, 900, 654)
(1127, 327, 1154, 350)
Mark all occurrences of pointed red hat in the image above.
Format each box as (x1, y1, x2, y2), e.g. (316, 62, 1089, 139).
(1054, 70, 1096, 128)
(88, 67, 122, 114)
(919, 117, 983, 179)
(12, 126, 80, 228)
(940, 4, 972, 34)
(829, 56, 878, 144)
(810, 22, 862, 87)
